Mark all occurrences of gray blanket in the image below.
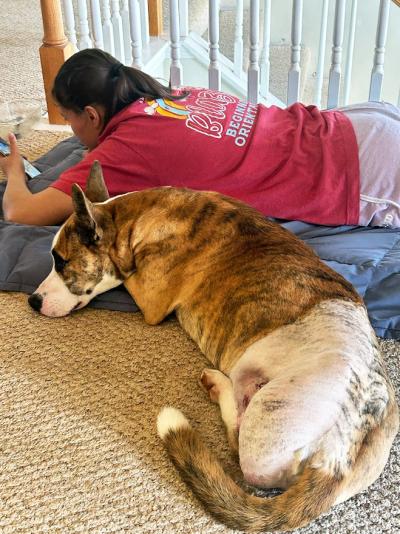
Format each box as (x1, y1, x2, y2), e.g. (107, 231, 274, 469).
(0, 137, 139, 313)
(1, 137, 400, 339)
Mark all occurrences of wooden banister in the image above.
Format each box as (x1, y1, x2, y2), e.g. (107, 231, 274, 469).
(148, 0, 163, 36)
(39, 0, 74, 124)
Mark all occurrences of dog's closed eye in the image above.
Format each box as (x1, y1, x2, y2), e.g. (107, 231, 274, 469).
(52, 250, 68, 272)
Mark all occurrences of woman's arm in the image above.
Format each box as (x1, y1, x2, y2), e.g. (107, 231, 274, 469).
(0, 133, 73, 225)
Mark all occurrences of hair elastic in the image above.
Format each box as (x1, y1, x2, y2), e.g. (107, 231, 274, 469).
(110, 62, 124, 78)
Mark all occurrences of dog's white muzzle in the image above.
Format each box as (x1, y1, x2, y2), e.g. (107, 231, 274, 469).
(29, 267, 123, 317)
(28, 269, 90, 317)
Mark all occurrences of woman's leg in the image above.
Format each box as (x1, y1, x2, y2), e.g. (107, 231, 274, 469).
(339, 101, 400, 228)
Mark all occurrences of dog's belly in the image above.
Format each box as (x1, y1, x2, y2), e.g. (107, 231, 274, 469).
(229, 299, 378, 489)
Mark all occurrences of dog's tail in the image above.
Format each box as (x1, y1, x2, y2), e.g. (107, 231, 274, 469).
(157, 407, 343, 533)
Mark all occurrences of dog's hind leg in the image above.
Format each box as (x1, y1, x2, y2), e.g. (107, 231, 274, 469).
(200, 369, 239, 453)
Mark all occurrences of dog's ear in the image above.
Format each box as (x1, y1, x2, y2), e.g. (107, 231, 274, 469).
(71, 183, 103, 246)
(85, 160, 110, 203)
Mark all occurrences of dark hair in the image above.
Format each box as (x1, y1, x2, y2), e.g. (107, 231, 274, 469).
(52, 48, 187, 125)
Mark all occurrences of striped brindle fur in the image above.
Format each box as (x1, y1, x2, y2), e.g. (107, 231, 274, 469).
(30, 162, 399, 532)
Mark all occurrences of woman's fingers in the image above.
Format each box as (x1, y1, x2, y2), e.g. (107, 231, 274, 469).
(0, 133, 25, 178)
(7, 132, 19, 155)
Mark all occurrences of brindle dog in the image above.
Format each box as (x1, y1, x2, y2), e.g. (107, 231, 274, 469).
(29, 162, 399, 532)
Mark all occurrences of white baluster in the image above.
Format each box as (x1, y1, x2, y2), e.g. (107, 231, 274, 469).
(314, 0, 329, 107)
(138, 0, 150, 44)
(287, 0, 303, 105)
(170, 0, 183, 87)
(233, 0, 244, 78)
(343, 0, 357, 105)
(179, 0, 189, 38)
(247, 0, 260, 104)
(89, 0, 104, 50)
(128, 0, 143, 68)
(369, 0, 390, 102)
(209, 0, 221, 90)
(327, 0, 346, 109)
(76, 0, 93, 49)
(102, 0, 115, 55)
(260, 0, 271, 98)
(111, 0, 125, 63)
(121, 0, 133, 64)
(62, 0, 78, 49)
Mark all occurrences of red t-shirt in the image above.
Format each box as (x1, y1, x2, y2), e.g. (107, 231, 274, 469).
(51, 88, 360, 225)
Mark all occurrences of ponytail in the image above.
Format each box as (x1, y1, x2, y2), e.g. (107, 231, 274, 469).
(52, 48, 188, 125)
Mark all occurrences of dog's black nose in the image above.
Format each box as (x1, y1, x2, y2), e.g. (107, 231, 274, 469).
(28, 293, 43, 312)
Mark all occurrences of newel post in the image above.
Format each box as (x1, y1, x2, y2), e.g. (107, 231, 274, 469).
(148, 0, 163, 36)
(39, 0, 74, 124)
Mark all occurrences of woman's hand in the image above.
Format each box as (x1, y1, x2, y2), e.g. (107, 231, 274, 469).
(0, 131, 73, 225)
(0, 133, 25, 179)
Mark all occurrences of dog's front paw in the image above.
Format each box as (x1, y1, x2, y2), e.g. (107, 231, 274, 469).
(200, 368, 229, 403)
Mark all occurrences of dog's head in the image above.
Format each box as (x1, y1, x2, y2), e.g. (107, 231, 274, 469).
(29, 161, 125, 317)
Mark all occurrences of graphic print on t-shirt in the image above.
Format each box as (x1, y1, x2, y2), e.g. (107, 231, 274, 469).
(144, 98, 189, 119)
(143, 88, 258, 147)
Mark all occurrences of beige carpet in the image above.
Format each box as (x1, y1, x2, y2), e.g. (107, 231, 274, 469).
(0, 1, 46, 106)
(0, 2, 399, 533)
(1, 286, 399, 534)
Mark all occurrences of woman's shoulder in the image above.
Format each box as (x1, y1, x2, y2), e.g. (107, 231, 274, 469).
(99, 100, 146, 140)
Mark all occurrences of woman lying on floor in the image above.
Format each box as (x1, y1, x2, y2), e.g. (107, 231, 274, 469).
(1, 48, 400, 228)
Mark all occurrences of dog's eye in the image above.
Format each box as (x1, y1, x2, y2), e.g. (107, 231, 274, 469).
(52, 250, 68, 272)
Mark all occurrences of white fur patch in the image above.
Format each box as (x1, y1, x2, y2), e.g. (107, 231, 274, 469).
(157, 407, 190, 440)
(230, 299, 377, 488)
(100, 192, 132, 204)
(52, 227, 61, 247)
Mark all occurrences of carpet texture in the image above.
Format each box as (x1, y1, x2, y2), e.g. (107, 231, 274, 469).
(0, 1, 45, 107)
(0, 2, 399, 533)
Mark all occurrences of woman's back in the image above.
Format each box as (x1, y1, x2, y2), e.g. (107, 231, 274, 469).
(51, 87, 360, 226)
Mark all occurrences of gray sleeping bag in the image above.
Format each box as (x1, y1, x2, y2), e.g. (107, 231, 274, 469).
(1, 137, 399, 339)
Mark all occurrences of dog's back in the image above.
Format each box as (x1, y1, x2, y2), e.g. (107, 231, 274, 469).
(132, 188, 362, 369)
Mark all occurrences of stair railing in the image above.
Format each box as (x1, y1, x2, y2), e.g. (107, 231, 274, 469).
(40, 0, 400, 124)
